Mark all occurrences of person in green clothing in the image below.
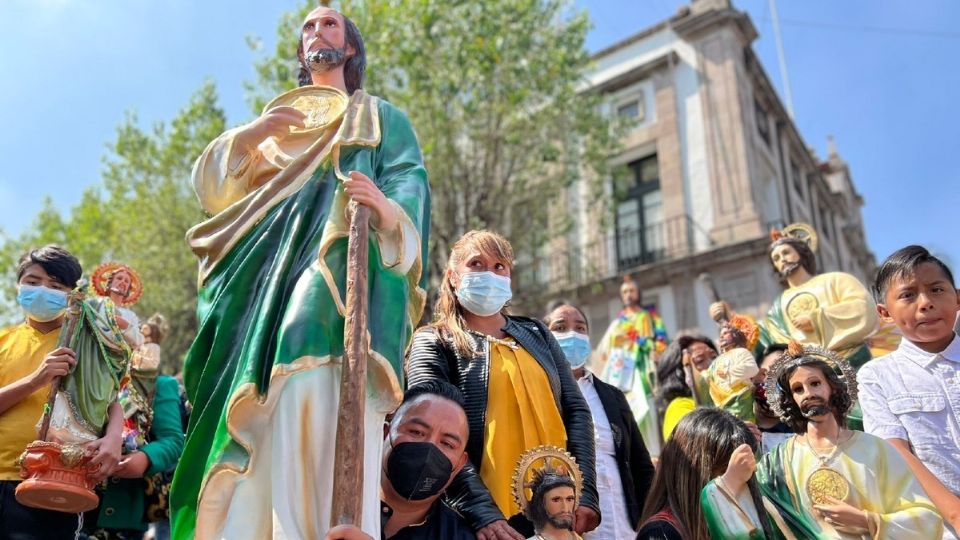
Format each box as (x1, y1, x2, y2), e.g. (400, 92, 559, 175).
(82, 373, 184, 540)
(169, 6, 430, 540)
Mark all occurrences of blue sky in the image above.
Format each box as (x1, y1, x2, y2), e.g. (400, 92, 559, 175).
(1, 0, 957, 270)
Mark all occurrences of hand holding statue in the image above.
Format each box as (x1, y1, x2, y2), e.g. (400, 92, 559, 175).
(84, 430, 123, 482)
(476, 520, 524, 540)
(113, 451, 152, 479)
(574, 505, 600, 534)
(30, 347, 76, 389)
(234, 106, 307, 152)
(324, 525, 375, 540)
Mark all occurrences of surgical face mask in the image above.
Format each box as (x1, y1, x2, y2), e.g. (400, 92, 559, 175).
(456, 271, 512, 317)
(17, 284, 68, 323)
(385, 437, 453, 501)
(552, 331, 591, 369)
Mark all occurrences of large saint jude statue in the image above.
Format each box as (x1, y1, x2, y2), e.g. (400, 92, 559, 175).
(169, 7, 430, 539)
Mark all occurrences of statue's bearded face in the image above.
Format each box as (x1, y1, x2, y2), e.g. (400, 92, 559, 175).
(771, 243, 802, 279)
(620, 281, 640, 308)
(788, 365, 833, 419)
(719, 324, 745, 352)
(543, 486, 576, 531)
(109, 270, 131, 298)
(300, 7, 351, 76)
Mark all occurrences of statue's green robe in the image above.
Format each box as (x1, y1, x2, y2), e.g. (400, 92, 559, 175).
(169, 89, 429, 540)
(754, 433, 942, 539)
(48, 292, 130, 444)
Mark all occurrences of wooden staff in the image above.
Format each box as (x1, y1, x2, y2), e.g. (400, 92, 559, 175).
(330, 202, 370, 527)
(37, 286, 84, 442)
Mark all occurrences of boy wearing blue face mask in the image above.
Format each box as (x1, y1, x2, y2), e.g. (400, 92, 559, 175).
(545, 301, 655, 539)
(0, 245, 124, 539)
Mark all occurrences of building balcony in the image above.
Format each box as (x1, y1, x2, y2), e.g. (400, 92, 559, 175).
(512, 215, 782, 306)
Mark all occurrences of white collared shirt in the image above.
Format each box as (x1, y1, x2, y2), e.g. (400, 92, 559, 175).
(859, 333, 960, 539)
(577, 371, 636, 539)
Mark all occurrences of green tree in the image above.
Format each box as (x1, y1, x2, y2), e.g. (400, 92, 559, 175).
(247, 0, 624, 310)
(0, 81, 226, 373)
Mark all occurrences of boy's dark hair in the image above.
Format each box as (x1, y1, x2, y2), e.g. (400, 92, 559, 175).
(16, 245, 82, 288)
(872, 245, 956, 303)
(402, 380, 466, 411)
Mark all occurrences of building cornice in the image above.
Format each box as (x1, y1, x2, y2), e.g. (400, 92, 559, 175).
(670, 5, 758, 46)
(590, 51, 679, 94)
(590, 21, 672, 61)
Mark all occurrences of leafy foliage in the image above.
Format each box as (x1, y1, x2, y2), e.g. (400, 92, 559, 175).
(248, 0, 623, 306)
(0, 82, 226, 373)
(2, 0, 622, 363)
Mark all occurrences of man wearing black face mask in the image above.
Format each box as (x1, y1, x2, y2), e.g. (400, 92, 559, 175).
(327, 381, 476, 540)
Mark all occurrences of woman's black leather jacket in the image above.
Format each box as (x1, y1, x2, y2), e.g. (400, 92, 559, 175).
(406, 315, 600, 530)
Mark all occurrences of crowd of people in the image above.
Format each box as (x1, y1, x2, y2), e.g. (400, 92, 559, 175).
(1, 230, 958, 540)
(1, 5, 958, 540)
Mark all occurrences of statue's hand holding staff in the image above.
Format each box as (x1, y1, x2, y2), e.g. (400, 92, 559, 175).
(343, 171, 398, 232)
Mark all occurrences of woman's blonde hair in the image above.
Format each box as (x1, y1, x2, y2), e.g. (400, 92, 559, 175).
(431, 230, 515, 357)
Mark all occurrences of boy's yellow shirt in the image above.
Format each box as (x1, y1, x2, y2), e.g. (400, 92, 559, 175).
(0, 323, 60, 480)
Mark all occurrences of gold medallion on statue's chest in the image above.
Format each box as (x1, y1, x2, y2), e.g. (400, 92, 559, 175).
(806, 467, 849, 504)
(262, 85, 349, 135)
(786, 291, 820, 321)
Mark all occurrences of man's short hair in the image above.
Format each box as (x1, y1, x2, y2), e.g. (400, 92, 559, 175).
(872, 245, 955, 303)
(402, 380, 466, 410)
(390, 380, 465, 426)
(16, 245, 82, 288)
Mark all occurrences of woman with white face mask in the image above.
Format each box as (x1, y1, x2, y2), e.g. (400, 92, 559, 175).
(406, 230, 601, 540)
(545, 302, 655, 539)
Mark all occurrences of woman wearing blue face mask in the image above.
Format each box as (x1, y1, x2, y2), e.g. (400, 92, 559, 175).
(406, 230, 600, 540)
(545, 301, 655, 540)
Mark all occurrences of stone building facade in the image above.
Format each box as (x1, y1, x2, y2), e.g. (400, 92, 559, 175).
(512, 0, 876, 344)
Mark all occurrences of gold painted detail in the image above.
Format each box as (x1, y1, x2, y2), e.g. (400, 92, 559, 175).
(785, 291, 820, 321)
(59, 445, 85, 468)
(806, 467, 849, 504)
(264, 85, 349, 135)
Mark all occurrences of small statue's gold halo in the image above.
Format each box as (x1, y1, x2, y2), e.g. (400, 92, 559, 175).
(511, 445, 583, 514)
